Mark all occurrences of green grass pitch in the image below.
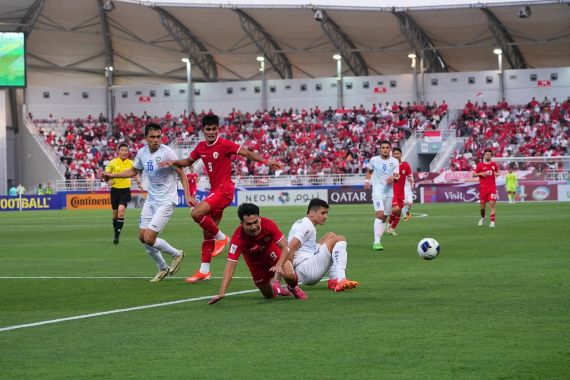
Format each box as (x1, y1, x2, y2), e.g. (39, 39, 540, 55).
(1, 202, 569, 379)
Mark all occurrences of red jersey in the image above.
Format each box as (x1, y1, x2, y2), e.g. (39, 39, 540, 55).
(190, 137, 241, 191)
(475, 161, 499, 190)
(228, 217, 284, 267)
(393, 161, 412, 197)
(186, 172, 198, 194)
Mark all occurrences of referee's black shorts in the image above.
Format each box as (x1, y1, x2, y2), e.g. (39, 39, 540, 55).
(110, 187, 132, 209)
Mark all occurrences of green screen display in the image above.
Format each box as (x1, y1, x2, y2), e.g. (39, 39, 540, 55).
(0, 32, 26, 87)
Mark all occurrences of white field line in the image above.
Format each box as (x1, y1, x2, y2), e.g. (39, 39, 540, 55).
(0, 276, 250, 280)
(0, 288, 258, 333)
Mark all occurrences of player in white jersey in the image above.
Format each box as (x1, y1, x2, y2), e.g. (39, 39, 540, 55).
(364, 141, 399, 251)
(403, 179, 414, 221)
(102, 123, 193, 282)
(283, 198, 359, 292)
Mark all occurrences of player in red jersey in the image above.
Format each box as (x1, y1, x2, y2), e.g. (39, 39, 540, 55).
(208, 203, 307, 304)
(186, 166, 199, 197)
(160, 115, 282, 283)
(386, 147, 412, 236)
(473, 149, 500, 228)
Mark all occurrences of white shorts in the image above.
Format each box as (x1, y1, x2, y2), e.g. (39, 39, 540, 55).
(293, 244, 332, 285)
(139, 202, 175, 232)
(372, 192, 393, 213)
(404, 188, 413, 204)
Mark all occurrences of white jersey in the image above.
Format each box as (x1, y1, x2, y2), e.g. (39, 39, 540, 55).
(367, 155, 399, 196)
(288, 216, 318, 265)
(134, 144, 179, 206)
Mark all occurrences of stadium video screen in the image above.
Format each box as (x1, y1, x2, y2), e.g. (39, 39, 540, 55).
(0, 32, 26, 87)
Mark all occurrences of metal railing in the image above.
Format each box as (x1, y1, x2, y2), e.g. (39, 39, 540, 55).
(24, 115, 68, 176)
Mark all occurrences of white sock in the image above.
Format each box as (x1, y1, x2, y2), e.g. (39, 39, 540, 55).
(200, 263, 211, 273)
(402, 205, 408, 215)
(374, 218, 385, 243)
(215, 231, 226, 240)
(330, 241, 348, 280)
(144, 243, 168, 270)
(152, 238, 178, 256)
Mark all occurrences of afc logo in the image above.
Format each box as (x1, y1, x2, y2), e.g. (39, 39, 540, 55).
(270, 251, 277, 261)
(213, 152, 219, 159)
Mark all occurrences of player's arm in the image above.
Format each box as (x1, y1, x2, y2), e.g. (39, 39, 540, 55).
(102, 167, 140, 181)
(158, 157, 195, 169)
(208, 260, 238, 305)
(364, 169, 373, 190)
(285, 237, 302, 264)
(269, 237, 291, 274)
(238, 147, 282, 170)
(174, 166, 197, 207)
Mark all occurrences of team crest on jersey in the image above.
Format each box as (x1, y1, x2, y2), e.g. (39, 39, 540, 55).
(155, 157, 162, 164)
(213, 152, 219, 159)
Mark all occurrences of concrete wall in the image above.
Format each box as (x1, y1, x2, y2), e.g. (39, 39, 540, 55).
(26, 67, 570, 119)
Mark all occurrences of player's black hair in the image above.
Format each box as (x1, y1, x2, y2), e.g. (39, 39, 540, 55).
(392, 147, 402, 154)
(118, 143, 128, 150)
(238, 203, 260, 221)
(483, 148, 493, 155)
(144, 122, 161, 137)
(379, 140, 391, 147)
(307, 198, 329, 214)
(202, 114, 219, 127)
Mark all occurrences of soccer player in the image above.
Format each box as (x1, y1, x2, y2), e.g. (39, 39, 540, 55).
(159, 114, 282, 284)
(104, 143, 143, 244)
(102, 123, 191, 282)
(284, 198, 359, 292)
(402, 175, 414, 221)
(473, 149, 500, 228)
(364, 141, 399, 251)
(386, 147, 412, 235)
(186, 166, 199, 198)
(505, 164, 518, 204)
(208, 203, 306, 304)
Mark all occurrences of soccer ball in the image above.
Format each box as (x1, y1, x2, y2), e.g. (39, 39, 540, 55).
(417, 238, 440, 260)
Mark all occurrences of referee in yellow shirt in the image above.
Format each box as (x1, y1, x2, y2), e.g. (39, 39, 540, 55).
(105, 143, 142, 244)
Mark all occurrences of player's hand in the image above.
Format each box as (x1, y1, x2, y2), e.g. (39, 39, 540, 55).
(269, 264, 283, 274)
(386, 176, 394, 184)
(101, 173, 111, 181)
(364, 181, 371, 190)
(186, 195, 198, 207)
(136, 180, 143, 190)
(267, 159, 283, 171)
(208, 295, 224, 305)
(158, 160, 174, 168)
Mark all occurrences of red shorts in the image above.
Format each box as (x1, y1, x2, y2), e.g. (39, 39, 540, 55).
(204, 183, 234, 215)
(480, 188, 497, 204)
(244, 244, 281, 287)
(392, 193, 405, 209)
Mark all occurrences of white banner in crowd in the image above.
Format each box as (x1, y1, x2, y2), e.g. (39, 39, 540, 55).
(557, 185, 570, 201)
(237, 189, 328, 207)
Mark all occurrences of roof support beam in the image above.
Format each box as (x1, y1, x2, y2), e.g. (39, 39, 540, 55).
(16, 0, 45, 35)
(481, 8, 528, 69)
(96, 0, 114, 71)
(233, 9, 292, 79)
(315, 9, 369, 76)
(393, 11, 449, 73)
(154, 7, 218, 81)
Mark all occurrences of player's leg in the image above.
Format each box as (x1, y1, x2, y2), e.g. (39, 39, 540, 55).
(186, 209, 224, 283)
(321, 235, 359, 292)
(489, 195, 497, 228)
(281, 260, 306, 299)
(478, 191, 487, 226)
(372, 193, 387, 251)
(139, 204, 169, 281)
(142, 204, 185, 278)
(114, 189, 131, 243)
(388, 197, 404, 233)
(191, 190, 232, 256)
(110, 189, 120, 244)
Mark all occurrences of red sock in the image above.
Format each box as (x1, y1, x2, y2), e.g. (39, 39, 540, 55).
(490, 213, 496, 222)
(201, 239, 215, 264)
(196, 215, 219, 236)
(390, 211, 401, 229)
(284, 273, 299, 289)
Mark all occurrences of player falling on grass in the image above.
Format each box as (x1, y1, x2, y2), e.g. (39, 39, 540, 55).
(473, 148, 499, 228)
(159, 114, 282, 284)
(104, 143, 143, 245)
(208, 203, 307, 304)
(102, 123, 191, 282)
(364, 141, 399, 251)
(284, 198, 359, 292)
(386, 147, 412, 236)
(505, 164, 518, 204)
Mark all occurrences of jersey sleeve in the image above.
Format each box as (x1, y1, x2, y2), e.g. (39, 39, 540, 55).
(134, 151, 144, 171)
(474, 163, 482, 173)
(392, 159, 400, 175)
(227, 237, 242, 262)
(189, 144, 201, 161)
(290, 221, 311, 246)
(403, 162, 412, 177)
(104, 159, 114, 173)
(222, 138, 241, 156)
(367, 157, 375, 171)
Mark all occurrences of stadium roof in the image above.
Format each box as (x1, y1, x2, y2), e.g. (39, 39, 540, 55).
(2, 0, 569, 85)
